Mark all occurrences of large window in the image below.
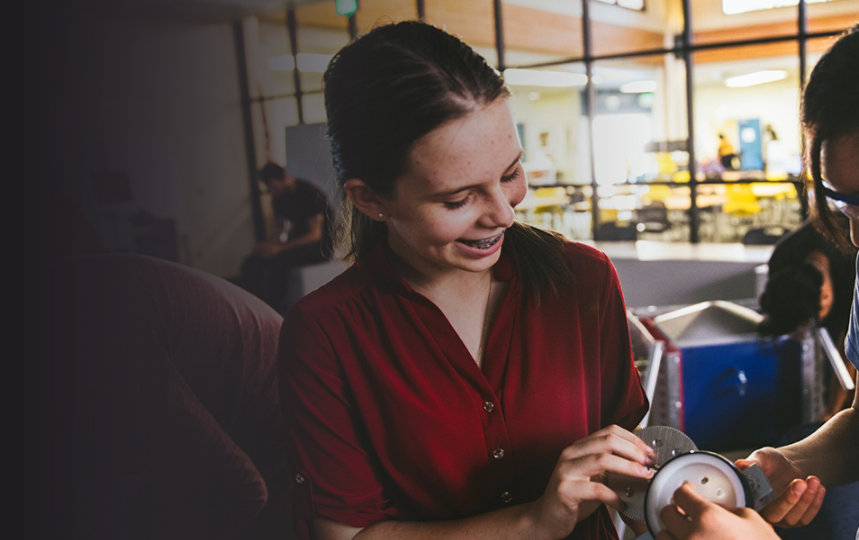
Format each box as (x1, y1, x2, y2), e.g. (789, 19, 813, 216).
(244, 0, 859, 243)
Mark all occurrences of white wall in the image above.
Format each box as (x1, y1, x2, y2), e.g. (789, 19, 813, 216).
(509, 89, 589, 183)
(694, 77, 802, 166)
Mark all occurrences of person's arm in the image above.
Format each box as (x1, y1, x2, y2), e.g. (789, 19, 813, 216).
(653, 371, 857, 538)
(737, 369, 858, 527)
(778, 371, 859, 485)
(256, 213, 325, 258)
(308, 424, 656, 540)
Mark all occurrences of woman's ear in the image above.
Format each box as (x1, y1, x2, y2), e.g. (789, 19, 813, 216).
(344, 179, 388, 221)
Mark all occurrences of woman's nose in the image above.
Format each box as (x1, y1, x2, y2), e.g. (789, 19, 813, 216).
(482, 185, 516, 228)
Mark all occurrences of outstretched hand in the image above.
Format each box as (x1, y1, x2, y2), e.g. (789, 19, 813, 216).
(654, 482, 778, 540)
(735, 447, 825, 528)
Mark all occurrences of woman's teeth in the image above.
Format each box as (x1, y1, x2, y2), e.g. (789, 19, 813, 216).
(460, 232, 503, 249)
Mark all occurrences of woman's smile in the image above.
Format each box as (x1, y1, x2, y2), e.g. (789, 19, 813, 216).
(457, 231, 505, 250)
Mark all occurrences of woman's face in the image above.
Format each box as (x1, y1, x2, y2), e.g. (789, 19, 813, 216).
(821, 129, 859, 248)
(806, 250, 834, 320)
(380, 98, 527, 280)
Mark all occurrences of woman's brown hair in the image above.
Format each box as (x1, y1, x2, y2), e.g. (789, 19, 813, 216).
(801, 24, 859, 253)
(323, 21, 572, 303)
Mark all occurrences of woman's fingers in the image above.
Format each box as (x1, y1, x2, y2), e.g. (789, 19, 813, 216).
(558, 451, 654, 481)
(554, 475, 626, 511)
(757, 476, 825, 528)
(733, 458, 755, 471)
(659, 500, 695, 537)
(759, 477, 805, 523)
(560, 424, 655, 468)
(669, 481, 710, 515)
(778, 478, 825, 527)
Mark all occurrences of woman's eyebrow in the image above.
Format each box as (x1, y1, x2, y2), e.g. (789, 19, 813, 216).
(503, 152, 524, 173)
(429, 152, 524, 198)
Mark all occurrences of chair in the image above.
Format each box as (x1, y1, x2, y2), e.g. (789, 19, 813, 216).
(723, 184, 762, 216)
(35, 253, 293, 540)
(597, 221, 638, 241)
(634, 201, 672, 235)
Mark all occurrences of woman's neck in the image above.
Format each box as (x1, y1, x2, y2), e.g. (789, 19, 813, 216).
(386, 244, 490, 300)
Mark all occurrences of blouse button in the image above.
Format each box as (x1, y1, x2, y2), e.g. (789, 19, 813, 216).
(483, 401, 495, 413)
(492, 448, 505, 460)
(295, 473, 305, 485)
(500, 490, 513, 504)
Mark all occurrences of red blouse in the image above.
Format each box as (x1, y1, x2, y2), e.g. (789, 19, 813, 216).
(279, 239, 647, 539)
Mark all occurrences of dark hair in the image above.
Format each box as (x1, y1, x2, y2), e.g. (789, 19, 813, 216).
(801, 24, 859, 252)
(758, 262, 824, 336)
(259, 162, 285, 184)
(758, 219, 855, 338)
(323, 21, 571, 302)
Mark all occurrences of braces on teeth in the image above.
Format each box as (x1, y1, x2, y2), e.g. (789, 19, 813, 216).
(472, 237, 495, 248)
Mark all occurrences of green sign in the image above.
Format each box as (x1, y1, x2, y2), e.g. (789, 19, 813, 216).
(335, 0, 358, 17)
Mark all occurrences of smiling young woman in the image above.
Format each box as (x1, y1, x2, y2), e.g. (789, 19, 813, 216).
(278, 21, 655, 540)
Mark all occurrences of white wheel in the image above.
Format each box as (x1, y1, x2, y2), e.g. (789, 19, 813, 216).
(644, 451, 748, 535)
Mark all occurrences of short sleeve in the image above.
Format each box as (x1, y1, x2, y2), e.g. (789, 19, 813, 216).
(278, 304, 397, 537)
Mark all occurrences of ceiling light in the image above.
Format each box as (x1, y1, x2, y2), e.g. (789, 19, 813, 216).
(504, 69, 588, 88)
(722, 0, 829, 16)
(620, 80, 657, 93)
(724, 70, 787, 88)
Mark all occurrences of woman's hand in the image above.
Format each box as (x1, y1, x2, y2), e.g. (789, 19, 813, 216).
(735, 447, 825, 528)
(655, 482, 778, 540)
(528, 424, 656, 540)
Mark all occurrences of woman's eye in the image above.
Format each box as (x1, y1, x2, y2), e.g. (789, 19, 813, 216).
(444, 194, 471, 209)
(501, 167, 521, 183)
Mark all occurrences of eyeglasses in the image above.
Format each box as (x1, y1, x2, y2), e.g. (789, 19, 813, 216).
(821, 181, 859, 219)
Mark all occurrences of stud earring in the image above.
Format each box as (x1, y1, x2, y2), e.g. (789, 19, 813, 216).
(377, 212, 384, 218)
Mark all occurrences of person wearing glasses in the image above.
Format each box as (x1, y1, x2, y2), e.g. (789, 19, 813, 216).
(656, 25, 859, 540)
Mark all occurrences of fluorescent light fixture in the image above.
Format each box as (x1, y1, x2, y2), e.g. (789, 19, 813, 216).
(722, 0, 829, 15)
(296, 52, 333, 73)
(620, 80, 657, 93)
(504, 68, 588, 88)
(724, 70, 788, 88)
(267, 54, 295, 71)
